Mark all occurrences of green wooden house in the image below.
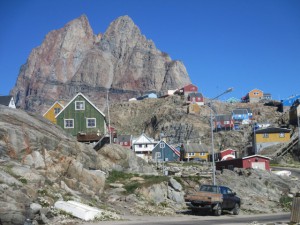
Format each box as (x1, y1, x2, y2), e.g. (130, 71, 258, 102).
(55, 93, 107, 142)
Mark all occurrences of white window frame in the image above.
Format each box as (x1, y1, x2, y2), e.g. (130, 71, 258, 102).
(86, 118, 96, 128)
(64, 119, 74, 128)
(279, 133, 285, 138)
(54, 107, 60, 115)
(75, 101, 85, 110)
(188, 153, 195, 156)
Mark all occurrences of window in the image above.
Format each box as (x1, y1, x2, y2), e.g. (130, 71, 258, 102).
(124, 142, 128, 145)
(263, 133, 269, 138)
(64, 119, 74, 128)
(200, 153, 206, 156)
(75, 101, 85, 110)
(54, 108, 60, 115)
(86, 118, 96, 128)
(139, 144, 142, 148)
(188, 153, 195, 156)
(279, 133, 285, 138)
(155, 152, 161, 158)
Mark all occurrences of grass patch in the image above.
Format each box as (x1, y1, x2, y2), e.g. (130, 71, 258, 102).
(106, 170, 169, 194)
(106, 170, 138, 183)
(279, 195, 293, 210)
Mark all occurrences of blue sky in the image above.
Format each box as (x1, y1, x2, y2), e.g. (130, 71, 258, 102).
(0, 0, 299, 101)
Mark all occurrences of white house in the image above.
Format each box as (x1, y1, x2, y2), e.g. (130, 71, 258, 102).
(132, 133, 157, 161)
(0, 96, 16, 108)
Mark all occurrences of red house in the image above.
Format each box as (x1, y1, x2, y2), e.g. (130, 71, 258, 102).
(216, 155, 271, 171)
(220, 148, 237, 161)
(175, 84, 198, 96)
(214, 114, 234, 131)
(116, 135, 132, 148)
(187, 92, 204, 105)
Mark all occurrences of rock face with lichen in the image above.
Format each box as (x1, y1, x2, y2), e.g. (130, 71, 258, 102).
(10, 15, 191, 113)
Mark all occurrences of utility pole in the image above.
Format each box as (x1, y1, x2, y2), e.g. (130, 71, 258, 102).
(209, 87, 233, 185)
(107, 89, 111, 144)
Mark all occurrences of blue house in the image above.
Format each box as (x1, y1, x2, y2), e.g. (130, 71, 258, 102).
(281, 94, 300, 107)
(152, 140, 180, 162)
(232, 108, 249, 121)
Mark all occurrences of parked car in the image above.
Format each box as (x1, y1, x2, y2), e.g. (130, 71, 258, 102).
(184, 184, 241, 216)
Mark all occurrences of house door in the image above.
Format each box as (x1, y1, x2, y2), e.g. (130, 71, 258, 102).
(251, 162, 265, 170)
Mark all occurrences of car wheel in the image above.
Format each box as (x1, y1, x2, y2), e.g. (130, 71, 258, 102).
(214, 204, 222, 216)
(232, 203, 240, 215)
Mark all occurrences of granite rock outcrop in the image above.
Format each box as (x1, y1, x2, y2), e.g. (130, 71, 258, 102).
(10, 15, 191, 113)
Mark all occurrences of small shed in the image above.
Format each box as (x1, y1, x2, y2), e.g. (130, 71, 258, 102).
(216, 155, 271, 171)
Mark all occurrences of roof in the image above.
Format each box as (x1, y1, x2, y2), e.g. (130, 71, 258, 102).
(215, 114, 232, 121)
(117, 135, 132, 142)
(42, 101, 64, 116)
(220, 148, 237, 153)
(55, 92, 105, 118)
(236, 108, 252, 113)
(132, 133, 156, 144)
(182, 143, 209, 153)
(255, 127, 291, 134)
(242, 154, 271, 160)
(249, 88, 263, 93)
(188, 92, 203, 98)
(232, 108, 248, 115)
(0, 96, 13, 106)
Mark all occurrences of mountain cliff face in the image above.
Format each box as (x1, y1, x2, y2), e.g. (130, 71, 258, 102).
(10, 15, 191, 113)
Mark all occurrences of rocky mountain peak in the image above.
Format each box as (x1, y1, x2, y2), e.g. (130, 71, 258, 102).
(11, 15, 191, 113)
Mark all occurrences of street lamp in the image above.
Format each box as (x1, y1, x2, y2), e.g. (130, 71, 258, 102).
(209, 87, 233, 185)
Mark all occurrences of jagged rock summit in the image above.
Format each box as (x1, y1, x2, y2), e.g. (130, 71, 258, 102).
(11, 15, 191, 113)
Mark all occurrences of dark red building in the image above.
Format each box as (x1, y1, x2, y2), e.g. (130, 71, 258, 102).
(216, 155, 271, 171)
(175, 84, 198, 96)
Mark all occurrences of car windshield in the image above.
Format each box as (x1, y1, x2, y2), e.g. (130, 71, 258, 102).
(200, 185, 217, 193)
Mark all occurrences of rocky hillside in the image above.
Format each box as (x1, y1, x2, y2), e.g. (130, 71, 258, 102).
(0, 104, 299, 225)
(10, 15, 191, 113)
(109, 95, 290, 156)
(0, 105, 154, 224)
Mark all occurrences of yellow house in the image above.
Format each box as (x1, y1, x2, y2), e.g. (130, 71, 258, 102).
(253, 127, 291, 153)
(181, 142, 209, 161)
(43, 101, 64, 124)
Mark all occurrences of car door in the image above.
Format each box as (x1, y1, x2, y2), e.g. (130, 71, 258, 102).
(220, 186, 229, 209)
(225, 187, 236, 209)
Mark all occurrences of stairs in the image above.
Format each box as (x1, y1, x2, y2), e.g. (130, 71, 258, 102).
(276, 136, 299, 157)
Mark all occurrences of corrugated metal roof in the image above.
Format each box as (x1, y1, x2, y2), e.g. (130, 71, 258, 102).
(255, 127, 291, 134)
(232, 108, 248, 114)
(182, 143, 209, 153)
(215, 114, 232, 121)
